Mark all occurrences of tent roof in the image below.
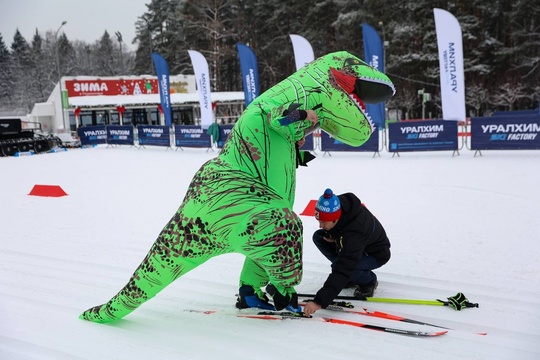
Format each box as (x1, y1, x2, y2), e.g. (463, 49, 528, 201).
(68, 92, 245, 107)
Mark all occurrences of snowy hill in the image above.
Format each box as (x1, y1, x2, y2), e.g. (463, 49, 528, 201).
(1, 146, 539, 359)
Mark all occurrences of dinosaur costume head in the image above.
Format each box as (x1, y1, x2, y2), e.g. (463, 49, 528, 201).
(289, 51, 395, 147)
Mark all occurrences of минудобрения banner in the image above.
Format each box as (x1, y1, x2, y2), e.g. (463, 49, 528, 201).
(388, 120, 458, 152)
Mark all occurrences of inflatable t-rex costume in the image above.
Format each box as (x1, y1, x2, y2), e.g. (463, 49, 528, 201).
(80, 51, 395, 323)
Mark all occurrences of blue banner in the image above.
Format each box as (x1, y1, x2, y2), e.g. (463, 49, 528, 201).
(321, 129, 379, 152)
(106, 125, 134, 145)
(217, 125, 234, 148)
(174, 125, 212, 148)
(299, 133, 314, 151)
(152, 53, 172, 126)
(362, 23, 386, 128)
(237, 43, 260, 106)
(388, 120, 458, 152)
(470, 116, 540, 150)
(137, 125, 171, 147)
(78, 125, 107, 146)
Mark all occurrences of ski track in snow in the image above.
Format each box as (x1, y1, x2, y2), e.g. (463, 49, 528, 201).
(1, 146, 539, 359)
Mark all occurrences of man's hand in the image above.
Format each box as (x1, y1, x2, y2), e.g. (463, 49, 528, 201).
(305, 110, 318, 125)
(303, 301, 322, 316)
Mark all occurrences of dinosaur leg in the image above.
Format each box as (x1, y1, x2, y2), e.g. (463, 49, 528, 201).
(80, 209, 223, 324)
(237, 206, 303, 297)
(239, 258, 270, 298)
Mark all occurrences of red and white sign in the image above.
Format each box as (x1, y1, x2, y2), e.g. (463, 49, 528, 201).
(65, 79, 160, 97)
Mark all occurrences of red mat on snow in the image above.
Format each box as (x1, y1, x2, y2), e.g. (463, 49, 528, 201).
(28, 184, 68, 197)
(300, 200, 317, 216)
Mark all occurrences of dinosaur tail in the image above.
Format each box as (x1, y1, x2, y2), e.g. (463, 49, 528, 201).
(79, 242, 185, 323)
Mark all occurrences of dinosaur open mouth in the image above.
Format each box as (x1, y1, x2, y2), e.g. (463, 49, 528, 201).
(353, 76, 396, 104)
(330, 68, 373, 130)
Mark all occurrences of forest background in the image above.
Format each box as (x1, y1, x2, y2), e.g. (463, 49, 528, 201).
(0, 0, 538, 120)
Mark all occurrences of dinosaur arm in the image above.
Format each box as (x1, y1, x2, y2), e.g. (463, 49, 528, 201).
(268, 105, 315, 142)
(277, 109, 308, 126)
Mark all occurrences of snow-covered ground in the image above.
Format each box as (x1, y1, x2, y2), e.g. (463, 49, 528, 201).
(1, 145, 539, 359)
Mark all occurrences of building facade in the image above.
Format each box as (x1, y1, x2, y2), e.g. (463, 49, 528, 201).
(31, 75, 245, 135)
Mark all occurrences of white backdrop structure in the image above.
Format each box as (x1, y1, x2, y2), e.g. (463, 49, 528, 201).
(290, 34, 315, 71)
(434, 8, 466, 121)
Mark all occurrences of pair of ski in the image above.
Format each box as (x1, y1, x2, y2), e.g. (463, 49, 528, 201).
(237, 308, 447, 337)
(301, 300, 486, 336)
(197, 297, 487, 337)
(195, 301, 466, 338)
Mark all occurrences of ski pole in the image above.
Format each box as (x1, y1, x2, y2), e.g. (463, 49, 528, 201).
(297, 294, 444, 305)
(297, 292, 479, 310)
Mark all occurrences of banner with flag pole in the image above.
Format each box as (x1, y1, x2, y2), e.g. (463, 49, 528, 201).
(188, 50, 214, 129)
(236, 43, 260, 106)
(362, 23, 386, 128)
(289, 34, 314, 71)
(151, 53, 172, 126)
(434, 8, 466, 121)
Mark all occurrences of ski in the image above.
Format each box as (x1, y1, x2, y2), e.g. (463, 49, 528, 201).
(301, 301, 449, 327)
(299, 301, 487, 336)
(190, 310, 447, 337)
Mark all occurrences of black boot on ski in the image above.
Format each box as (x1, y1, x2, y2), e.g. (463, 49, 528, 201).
(354, 281, 378, 299)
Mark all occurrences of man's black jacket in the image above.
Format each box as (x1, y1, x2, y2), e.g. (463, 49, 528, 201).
(312, 192, 391, 308)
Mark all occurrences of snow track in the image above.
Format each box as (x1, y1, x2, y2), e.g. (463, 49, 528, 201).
(1, 147, 539, 359)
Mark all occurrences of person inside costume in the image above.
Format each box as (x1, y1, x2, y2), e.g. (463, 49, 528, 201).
(80, 51, 395, 323)
(303, 188, 391, 316)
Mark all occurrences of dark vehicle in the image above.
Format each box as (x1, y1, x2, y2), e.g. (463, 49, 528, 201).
(0, 118, 61, 156)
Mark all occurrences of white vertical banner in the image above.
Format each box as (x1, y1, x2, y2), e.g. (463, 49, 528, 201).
(289, 34, 314, 71)
(188, 50, 214, 129)
(434, 8, 466, 121)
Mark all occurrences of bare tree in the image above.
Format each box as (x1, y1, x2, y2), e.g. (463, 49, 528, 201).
(489, 82, 529, 111)
(466, 84, 490, 117)
(182, 0, 238, 91)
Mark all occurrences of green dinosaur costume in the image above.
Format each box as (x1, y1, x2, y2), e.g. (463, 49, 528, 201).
(80, 51, 394, 323)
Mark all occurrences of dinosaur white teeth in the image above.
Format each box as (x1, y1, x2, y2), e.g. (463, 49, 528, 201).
(349, 93, 374, 132)
(358, 76, 396, 95)
(367, 114, 375, 132)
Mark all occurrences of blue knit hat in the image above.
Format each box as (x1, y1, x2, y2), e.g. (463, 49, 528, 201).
(315, 188, 341, 221)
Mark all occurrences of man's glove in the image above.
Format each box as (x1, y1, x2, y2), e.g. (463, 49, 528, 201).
(266, 284, 301, 312)
(446, 292, 469, 311)
(278, 103, 305, 126)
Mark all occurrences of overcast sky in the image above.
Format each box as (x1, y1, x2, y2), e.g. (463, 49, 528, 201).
(0, 0, 149, 50)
